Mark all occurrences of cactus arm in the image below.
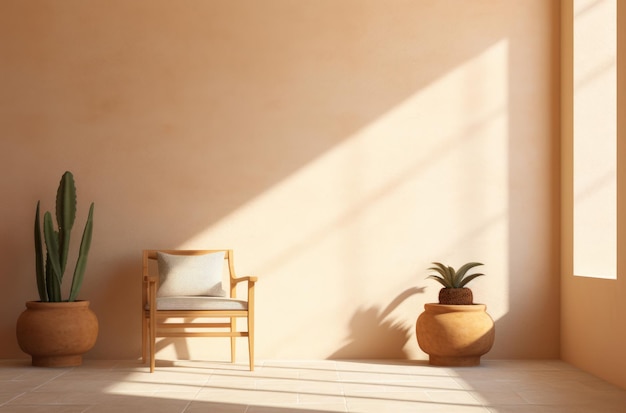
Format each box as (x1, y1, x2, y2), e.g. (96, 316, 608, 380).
(68, 203, 94, 302)
(34, 201, 47, 302)
(44, 255, 61, 302)
(43, 211, 64, 301)
(56, 171, 77, 275)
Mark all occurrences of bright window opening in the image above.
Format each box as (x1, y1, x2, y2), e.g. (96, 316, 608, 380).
(573, 0, 617, 279)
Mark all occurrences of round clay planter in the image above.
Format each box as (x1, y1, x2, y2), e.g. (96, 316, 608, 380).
(416, 303, 495, 367)
(16, 301, 98, 367)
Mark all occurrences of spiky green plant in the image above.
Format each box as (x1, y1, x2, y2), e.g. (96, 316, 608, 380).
(427, 262, 484, 289)
(34, 171, 94, 302)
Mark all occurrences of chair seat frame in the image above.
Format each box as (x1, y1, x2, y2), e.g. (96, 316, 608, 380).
(141, 249, 257, 372)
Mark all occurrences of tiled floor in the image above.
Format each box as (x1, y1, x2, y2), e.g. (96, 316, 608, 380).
(1, 359, 625, 412)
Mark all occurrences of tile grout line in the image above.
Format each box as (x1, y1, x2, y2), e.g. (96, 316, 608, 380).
(180, 369, 214, 413)
(30, 366, 76, 392)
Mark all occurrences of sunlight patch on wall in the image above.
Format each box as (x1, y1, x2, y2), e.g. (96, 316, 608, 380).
(179, 40, 510, 358)
(573, 0, 617, 279)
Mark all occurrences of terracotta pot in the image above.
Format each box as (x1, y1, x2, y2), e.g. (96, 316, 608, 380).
(416, 303, 495, 367)
(16, 301, 98, 367)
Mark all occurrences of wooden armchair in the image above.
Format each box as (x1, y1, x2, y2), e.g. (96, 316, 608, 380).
(141, 249, 257, 372)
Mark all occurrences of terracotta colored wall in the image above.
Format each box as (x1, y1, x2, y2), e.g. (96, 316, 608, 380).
(561, 0, 626, 390)
(0, 1, 560, 362)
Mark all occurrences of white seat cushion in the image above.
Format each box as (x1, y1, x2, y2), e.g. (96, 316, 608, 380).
(153, 296, 248, 311)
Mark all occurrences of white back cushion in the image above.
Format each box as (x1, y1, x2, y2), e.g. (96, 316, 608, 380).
(157, 251, 226, 297)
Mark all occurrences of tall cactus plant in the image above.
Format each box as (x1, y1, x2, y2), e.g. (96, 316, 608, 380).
(34, 171, 94, 302)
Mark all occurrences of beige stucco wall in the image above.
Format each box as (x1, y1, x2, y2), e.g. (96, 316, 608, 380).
(0, 1, 560, 362)
(560, 0, 626, 390)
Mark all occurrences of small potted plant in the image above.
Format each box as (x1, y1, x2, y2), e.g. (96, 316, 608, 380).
(416, 261, 495, 367)
(426, 262, 485, 305)
(16, 171, 98, 367)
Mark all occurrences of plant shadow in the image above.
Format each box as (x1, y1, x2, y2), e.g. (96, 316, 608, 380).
(328, 287, 425, 359)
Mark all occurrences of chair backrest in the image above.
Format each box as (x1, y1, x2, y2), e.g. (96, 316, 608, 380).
(142, 249, 238, 300)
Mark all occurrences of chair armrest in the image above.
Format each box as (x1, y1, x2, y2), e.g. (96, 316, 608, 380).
(232, 275, 258, 285)
(231, 276, 257, 305)
(144, 275, 159, 311)
(144, 275, 159, 283)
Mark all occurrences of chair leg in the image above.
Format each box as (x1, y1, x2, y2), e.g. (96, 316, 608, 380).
(230, 317, 237, 364)
(248, 316, 255, 371)
(141, 315, 147, 364)
(149, 314, 156, 373)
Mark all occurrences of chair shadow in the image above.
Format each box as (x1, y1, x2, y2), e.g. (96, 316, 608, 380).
(328, 287, 425, 359)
